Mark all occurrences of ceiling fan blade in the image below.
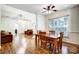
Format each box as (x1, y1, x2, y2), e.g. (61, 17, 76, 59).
(43, 8, 47, 10)
(52, 5, 55, 8)
(42, 11, 46, 13)
(48, 6, 50, 10)
(53, 10, 57, 12)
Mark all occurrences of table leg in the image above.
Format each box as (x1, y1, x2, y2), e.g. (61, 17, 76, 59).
(35, 35, 37, 48)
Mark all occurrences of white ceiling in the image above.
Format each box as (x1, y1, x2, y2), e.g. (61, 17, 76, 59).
(7, 4, 78, 15)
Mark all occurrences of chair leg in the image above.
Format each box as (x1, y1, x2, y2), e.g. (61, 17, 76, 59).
(41, 42, 42, 47)
(53, 47, 56, 54)
(44, 43, 47, 48)
(57, 44, 60, 53)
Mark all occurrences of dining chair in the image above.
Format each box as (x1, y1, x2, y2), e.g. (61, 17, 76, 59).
(53, 38, 58, 53)
(39, 35, 47, 48)
(38, 31, 46, 35)
(49, 30, 55, 35)
(45, 37, 55, 53)
(46, 36, 51, 48)
(49, 32, 63, 54)
(38, 31, 46, 47)
(57, 32, 63, 51)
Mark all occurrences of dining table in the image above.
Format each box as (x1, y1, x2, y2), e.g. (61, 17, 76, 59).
(35, 33, 60, 53)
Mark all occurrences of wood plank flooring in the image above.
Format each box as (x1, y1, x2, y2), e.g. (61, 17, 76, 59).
(0, 34, 79, 54)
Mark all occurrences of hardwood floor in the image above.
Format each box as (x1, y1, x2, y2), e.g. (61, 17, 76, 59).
(0, 34, 79, 54)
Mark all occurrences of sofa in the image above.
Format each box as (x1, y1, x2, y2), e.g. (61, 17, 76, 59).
(24, 29, 33, 35)
(1, 30, 13, 44)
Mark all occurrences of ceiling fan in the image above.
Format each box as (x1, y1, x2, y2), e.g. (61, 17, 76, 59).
(42, 4, 57, 13)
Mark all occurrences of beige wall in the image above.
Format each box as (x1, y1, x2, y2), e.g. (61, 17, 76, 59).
(68, 6, 79, 44)
(70, 6, 79, 32)
(45, 6, 79, 45)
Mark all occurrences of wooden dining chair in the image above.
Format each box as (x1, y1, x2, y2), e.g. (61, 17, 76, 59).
(38, 31, 46, 35)
(53, 38, 58, 53)
(50, 32, 63, 54)
(46, 36, 51, 48)
(41, 35, 46, 48)
(38, 31, 46, 47)
(49, 30, 55, 35)
(58, 32, 63, 51)
(38, 35, 46, 48)
(51, 32, 63, 54)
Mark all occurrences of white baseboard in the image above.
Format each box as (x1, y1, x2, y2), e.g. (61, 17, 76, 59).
(63, 39, 79, 45)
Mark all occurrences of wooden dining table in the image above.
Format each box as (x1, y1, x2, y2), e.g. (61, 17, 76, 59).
(35, 33, 60, 53)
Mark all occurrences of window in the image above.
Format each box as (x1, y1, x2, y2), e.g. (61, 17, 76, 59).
(48, 15, 69, 37)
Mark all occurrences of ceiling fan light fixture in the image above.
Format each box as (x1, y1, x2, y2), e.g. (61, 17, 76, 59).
(48, 11, 52, 14)
(45, 11, 52, 14)
(42, 4, 57, 14)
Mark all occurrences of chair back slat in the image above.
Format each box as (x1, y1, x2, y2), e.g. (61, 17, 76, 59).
(39, 31, 46, 35)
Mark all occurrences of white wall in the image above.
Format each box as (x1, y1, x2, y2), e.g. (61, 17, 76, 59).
(0, 4, 1, 46)
(0, 5, 2, 31)
(36, 14, 46, 31)
(1, 5, 36, 35)
(1, 5, 46, 35)
(46, 6, 79, 45)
